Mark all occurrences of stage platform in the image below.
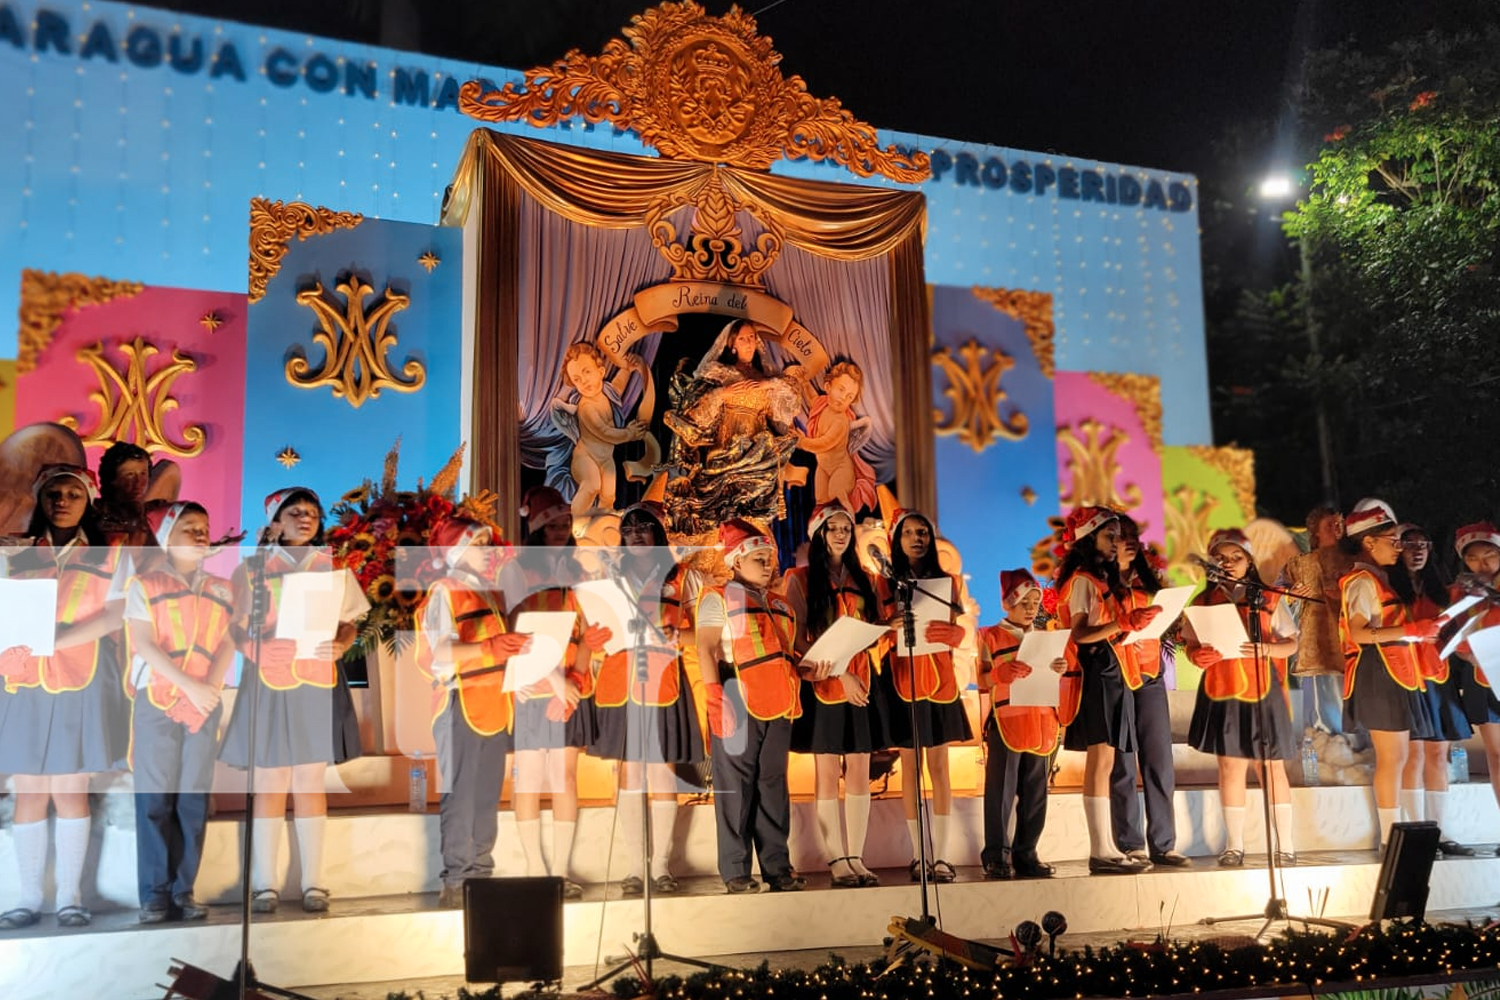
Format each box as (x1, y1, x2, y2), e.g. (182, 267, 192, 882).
(6, 850, 1500, 1000)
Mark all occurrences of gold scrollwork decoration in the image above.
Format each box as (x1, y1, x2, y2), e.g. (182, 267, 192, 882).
(1057, 417, 1142, 512)
(459, 1, 929, 182)
(60, 337, 205, 458)
(971, 287, 1055, 378)
(1088, 372, 1163, 452)
(248, 199, 364, 304)
(287, 277, 425, 409)
(17, 270, 144, 373)
(645, 171, 782, 286)
(1163, 484, 1220, 584)
(931, 338, 1029, 453)
(1186, 445, 1257, 518)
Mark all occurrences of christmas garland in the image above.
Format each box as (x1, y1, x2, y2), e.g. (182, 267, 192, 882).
(378, 921, 1500, 1000)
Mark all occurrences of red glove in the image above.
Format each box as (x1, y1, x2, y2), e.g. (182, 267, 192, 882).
(546, 697, 576, 723)
(582, 623, 613, 652)
(1189, 645, 1222, 668)
(704, 682, 736, 741)
(994, 659, 1030, 684)
(257, 638, 299, 670)
(1125, 606, 1162, 632)
(1403, 619, 1441, 641)
(924, 621, 966, 647)
(0, 645, 31, 679)
(483, 631, 531, 662)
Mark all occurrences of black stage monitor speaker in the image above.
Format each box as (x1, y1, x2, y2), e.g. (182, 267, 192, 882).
(464, 876, 564, 984)
(1369, 820, 1440, 922)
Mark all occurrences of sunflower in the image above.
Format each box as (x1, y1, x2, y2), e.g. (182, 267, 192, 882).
(368, 574, 397, 604)
(341, 485, 372, 506)
(348, 532, 377, 554)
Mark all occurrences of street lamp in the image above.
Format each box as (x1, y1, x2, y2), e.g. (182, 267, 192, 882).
(1260, 172, 1339, 505)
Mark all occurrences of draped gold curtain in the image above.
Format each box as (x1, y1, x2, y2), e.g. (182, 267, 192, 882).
(443, 130, 935, 537)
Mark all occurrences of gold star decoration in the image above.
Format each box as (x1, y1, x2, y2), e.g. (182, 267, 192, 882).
(1020, 486, 1038, 505)
(276, 445, 301, 469)
(417, 250, 440, 273)
(199, 311, 224, 332)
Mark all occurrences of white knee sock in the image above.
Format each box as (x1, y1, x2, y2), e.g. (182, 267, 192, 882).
(11, 820, 48, 912)
(293, 815, 327, 893)
(649, 800, 677, 878)
(1399, 788, 1424, 823)
(815, 798, 844, 863)
(1222, 805, 1246, 853)
(1377, 807, 1400, 849)
(1425, 790, 1448, 831)
(52, 817, 90, 910)
(845, 793, 872, 867)
(931, 812, 950, 861)
(906, 817, 923, 859)
(252, 817, 283, 893)
(617, 791, 644, 877)
(518, 818, 545, 876)
(1273, 803, 1295, 856)
(1085, 795, 1120, 859)
(552, 820, 577, 881)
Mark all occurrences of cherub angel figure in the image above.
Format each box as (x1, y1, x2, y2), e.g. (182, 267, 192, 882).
(798, 360, 877, 515)
(551, 342, 651, 517)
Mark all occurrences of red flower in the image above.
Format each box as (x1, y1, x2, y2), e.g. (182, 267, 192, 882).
(1324, 124, 1350, 143)
(1410, 91, 1436, 111)
(1040, 587, 1059, 616)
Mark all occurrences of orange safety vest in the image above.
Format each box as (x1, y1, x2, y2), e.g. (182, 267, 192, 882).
(237, 550, 346, 690)
(128, 569, 235, 733)
(979, 622, 1061, 755)
(879, 574, 962, 704)
(1, 540, 120, 694)
(783, 566, 884, 706)
(508, 577, 589, 700)
(1450, 582, 1500, 689)
(1340, 567, 1424, 698)
(1054, 570, 1116, 727)
(416, 578, 514, 737)
(1411, 592, 1449, 683)
(706, 582, 800, 721)
(1113, 586, 1161, 689)
(1194, 587, 1288, 703)
(594, 566, 686, 709)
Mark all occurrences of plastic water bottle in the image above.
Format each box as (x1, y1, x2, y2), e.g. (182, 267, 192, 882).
(1450, 745, 1469, 785)
(1300, 735, 1319, 787)
(408, 752, 428, 813)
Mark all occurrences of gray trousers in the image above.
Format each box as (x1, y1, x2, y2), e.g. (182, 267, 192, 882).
(1109, 674, 1177, 855)
(709, 701, 792, 883)
(133, 697, 221, 906)
(433, 693, 511, 889)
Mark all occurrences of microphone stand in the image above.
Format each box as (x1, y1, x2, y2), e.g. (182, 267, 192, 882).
(1198, 567, 1349, 939)
(581, 551, 721, 991)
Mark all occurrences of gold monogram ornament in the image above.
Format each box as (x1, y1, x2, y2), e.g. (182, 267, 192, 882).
(287, 276, 426, 408)
(931, 339, 1029, 452)
(16, 270, 144, 373)
(1163, 483, 1219, 583)
(60, 337, 206, 458)
(1186, 445, 1257, 517)
(1057, 417, 1142, 511)
(248, 199, 364, 304)
(971, 287, 1055, 378)
(646, 171, 782, 287)
(1088, 372, 1163, 452)
(459, 1, 929, 182)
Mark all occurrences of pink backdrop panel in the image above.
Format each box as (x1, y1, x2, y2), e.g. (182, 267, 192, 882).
(16, 284, 247, 536)
(1053, 370, 1166, 547)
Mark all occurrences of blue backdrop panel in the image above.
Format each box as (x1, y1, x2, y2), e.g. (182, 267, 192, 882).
(929, 284, 1059, 621)
(242, 216, 462, 533)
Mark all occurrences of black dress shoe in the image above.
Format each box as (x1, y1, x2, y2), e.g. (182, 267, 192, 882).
(173, 894, 209, 921)
(982, 861, 1013, 880)
(1150, 850, 1191, 867)
(766, 872, 807, 892)
(1013, 855, 1056, 878)
(725, 876, 760, 894)
(1088, 856, 1138, 875)
(1439, 840, 1476, 857)
(138, 904, 171, 925)
(1217, 849, 1245, 868)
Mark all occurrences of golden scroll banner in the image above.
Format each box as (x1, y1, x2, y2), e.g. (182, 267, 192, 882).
(597, 280, 830, 379)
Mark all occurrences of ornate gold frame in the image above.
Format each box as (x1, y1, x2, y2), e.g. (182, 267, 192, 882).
(248, 199, 364, 303)
(17, 270, 143, 373)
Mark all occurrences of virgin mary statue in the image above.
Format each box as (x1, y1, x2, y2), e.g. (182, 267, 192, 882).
(663, 319, 805, 535)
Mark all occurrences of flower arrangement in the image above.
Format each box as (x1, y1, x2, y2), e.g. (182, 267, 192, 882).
(326, 439, 501, 656)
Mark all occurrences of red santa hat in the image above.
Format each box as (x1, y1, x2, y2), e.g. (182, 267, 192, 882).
(1456, 521, 1500, 557)
(429, 514, 491, 568)
(1208, 527, 1254, 559)
(620, 500, 669, 533)
(33, 463, 100, 502)
(1062, 505, 1116, 545)
(1000, 568, 1040, 603)
(808, 500, 854, 539)
(145, 501, 192, 549)
(888, 507, 932, 546)
(719, 518, 774, 566)
(264, 486, 319, 524)
(1345, 498, 1397, 537)
(519, 486, 570, 533)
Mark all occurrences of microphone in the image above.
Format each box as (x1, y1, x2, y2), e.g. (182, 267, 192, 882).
(866, 543, 896, 580)
(1189, 553, 1230, 580)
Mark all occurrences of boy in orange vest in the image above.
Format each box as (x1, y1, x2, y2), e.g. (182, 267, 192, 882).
(977, 569, 1064, 880)
(696, 518, 804, 893)
(125, 502, 235, 923)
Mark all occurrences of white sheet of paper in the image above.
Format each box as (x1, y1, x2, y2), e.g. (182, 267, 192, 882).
(1466, 625, 1500, 679)
(573, 579, 664, 654)
(900, 578, 954, 656)
(1183, 603, 1252, 659)
(1122, 585, 1196, 644)
(275, 571, 346, 659)
(0, 578, 59, 656)
(1442, 594, 1483, 621)
(803, 616, 891, 677)
(1440, 613, 1485, 660)
(503, 610, 577, 692)
(1008, 630, 1072, 707)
